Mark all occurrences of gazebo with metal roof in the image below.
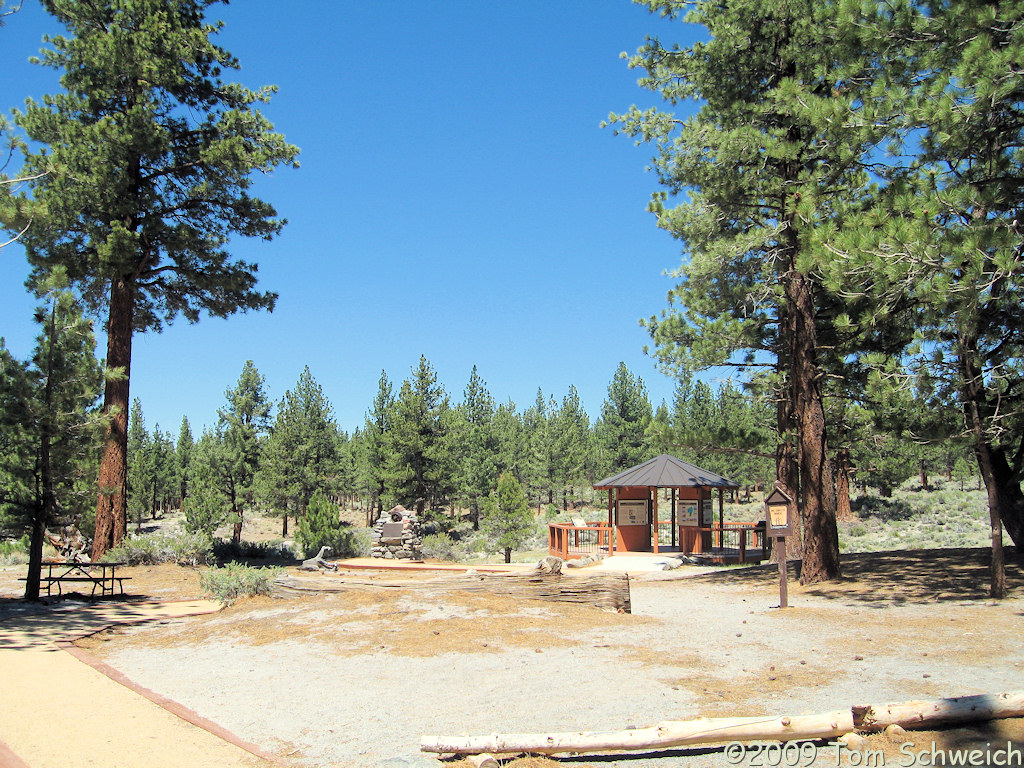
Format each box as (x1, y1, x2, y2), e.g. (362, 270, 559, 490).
(594, 454, 740, 556)
(548, 454, 765, 563)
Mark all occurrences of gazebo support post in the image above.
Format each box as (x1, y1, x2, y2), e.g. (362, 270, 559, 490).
(652, 488, 659, 554)
(671, 488, 677, 549)
(607, 490, 615, 556)
(718, 488, 725, 548)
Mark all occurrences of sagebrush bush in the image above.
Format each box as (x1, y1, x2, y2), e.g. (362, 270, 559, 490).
(200, 563, 281, 605)
(213, 538, 295, 563)
(0, 536, 30, 566)
(106, 531, 213, 566)
(839, 485, 997, 552)
(420, 532, 465, 561)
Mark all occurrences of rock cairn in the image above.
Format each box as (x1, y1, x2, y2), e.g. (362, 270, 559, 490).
(371, 505, 423, 560)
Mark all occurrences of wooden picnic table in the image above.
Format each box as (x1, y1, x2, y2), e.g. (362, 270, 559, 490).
(37, 561, 129, 599)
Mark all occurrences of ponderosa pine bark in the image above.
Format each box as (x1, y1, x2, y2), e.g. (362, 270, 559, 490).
(92, 277, 133, 557)
(835, 448, 853, 523)
(959, 327, 1009, 599)
(786, 262, 840, 583)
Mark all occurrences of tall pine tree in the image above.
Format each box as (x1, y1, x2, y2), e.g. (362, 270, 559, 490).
(607, 0, 885, 581)
(3, 1, 298, 558)
(218, 360, 270, 544)
(595, 362, 652, 475)
(7, 273, 103, 599)
(383, 356, 451, 514)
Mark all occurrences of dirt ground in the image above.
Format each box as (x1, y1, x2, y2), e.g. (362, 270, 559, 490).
(1, 548, 1022, 768)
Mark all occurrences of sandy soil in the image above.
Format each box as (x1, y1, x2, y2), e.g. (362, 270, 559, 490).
(2, 549, 1022, 768)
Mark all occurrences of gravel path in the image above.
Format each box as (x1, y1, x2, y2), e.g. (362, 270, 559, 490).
(92, 567, 1024, 768)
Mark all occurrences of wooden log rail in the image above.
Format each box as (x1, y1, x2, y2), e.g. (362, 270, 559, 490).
(699, 523, 763, 562)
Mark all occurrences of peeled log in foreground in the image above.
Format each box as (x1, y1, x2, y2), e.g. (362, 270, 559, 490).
(421, 711, 855, 756)
(422, 691, 1024, 758)
(854, 691, 1024, 732)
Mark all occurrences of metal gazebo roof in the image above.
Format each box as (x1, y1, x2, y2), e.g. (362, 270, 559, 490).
(593, 454, 740, 490)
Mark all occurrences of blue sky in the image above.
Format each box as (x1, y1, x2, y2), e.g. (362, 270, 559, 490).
(1, 1, 707, 435)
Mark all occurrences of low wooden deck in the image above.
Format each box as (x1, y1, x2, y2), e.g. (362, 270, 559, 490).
(549, 521, 767, 565)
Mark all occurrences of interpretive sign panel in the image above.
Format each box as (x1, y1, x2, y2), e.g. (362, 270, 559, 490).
(679, 503, 698, 526)
(764, 484, 795, 608)
(700, 498, 714, 526)
(617, 500, 649, 526)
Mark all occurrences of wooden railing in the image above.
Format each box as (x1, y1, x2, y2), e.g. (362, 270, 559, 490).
(548, 520, 767, 563)
(702, 522, 766, 563)
(548, 521, 614, 560)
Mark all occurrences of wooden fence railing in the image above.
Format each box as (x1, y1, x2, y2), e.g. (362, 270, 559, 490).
(548, 521, 766, 563)
(702, 523, 766, 563)
(548, 521, 614, 560)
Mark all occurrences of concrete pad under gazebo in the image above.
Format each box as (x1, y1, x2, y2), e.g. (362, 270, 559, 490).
(548, 454, 766, 565)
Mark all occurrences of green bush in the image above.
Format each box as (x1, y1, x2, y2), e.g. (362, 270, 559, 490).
(199, 563, 281, 605)
(420, 532, 465, 561)
(482, 473, 532, 563)
(295, 490, 340, 558)
(840, 486, 996, 552)
(336, 526, 373, 558)
(212, 538, 295, 563)
(182, 481, 228, 537)
(294, 490, 372, 559)
(0, 535, 29, 566)
(106, 531, 213, 566)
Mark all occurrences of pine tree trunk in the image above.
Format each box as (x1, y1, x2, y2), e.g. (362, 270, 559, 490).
(786, 260, 840, 584)
(26, 428, 54, 601)
(27, 303, 61, 600)
(26, 508, 45, 601)
(987, 451, 1024, 552)
(92, 278, 134, 560)
(836, 448, 853, 523)
(958, 334, 1009, 598)
(282, 513, 288, 537)
(230, 483, 242, 544)
(973, 442, 1007, 599)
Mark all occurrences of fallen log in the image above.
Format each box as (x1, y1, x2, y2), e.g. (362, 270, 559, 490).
(421, 690, 1024, 757)
(421, 711, 854, 756)
(457, 572, 630, 613)
(853, 690, 1024, 732)
(274, 570, 631, 613)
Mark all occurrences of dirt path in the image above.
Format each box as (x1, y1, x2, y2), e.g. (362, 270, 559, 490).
(72, 550, 1024, 767)
(1, 549, 1021, 768)
(0, 600, 279, 768)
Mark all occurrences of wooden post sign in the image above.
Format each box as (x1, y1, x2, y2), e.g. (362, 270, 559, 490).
(764, 485, 795, 608)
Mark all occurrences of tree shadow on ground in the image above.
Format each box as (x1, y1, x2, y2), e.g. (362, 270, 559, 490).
(684, 547, 1022, 604)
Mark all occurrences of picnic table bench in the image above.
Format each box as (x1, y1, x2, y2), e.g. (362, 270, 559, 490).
(31, 561, 130, 598)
